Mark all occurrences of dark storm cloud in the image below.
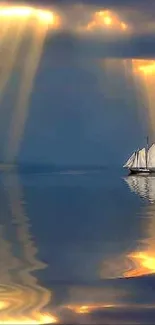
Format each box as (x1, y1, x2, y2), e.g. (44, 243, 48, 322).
(23, 0, 151, 6)
(13, 0, 155, 12)
(45, 31, 155, 59)
(23, 0, 155, 16)
(23, 0, 155, 45)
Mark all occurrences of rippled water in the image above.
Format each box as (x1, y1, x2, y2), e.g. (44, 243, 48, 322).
(0, 169, 155, 324)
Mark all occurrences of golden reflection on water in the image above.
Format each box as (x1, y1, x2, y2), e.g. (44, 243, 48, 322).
(124, 251, 155, 277)
(0, 172, 57, 323)
(124, 176, 155, 278)
(100, 176, 155, 280)
(1, 171, 155, 322)
(0, 172, 127, 322)
(65, 303, 116, 314)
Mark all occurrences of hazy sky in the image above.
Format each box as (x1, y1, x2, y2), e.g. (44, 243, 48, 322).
(1, 0, 155, 165)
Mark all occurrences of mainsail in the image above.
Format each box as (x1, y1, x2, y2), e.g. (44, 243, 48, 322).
(147, 144, 155, 168)
(124, 148, 146, 169)
(137, 148, 147, 168)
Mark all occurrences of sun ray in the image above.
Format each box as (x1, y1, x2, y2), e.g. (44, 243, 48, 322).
(0, 20, 28, 104)
(0, 3, 61, 162)
(5, 24, 48, 162)
(132, 59, 155, 140)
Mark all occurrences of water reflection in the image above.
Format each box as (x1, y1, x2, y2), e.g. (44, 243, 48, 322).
(0, 172, 57, 323)
(1, 170, 155, 324)
(124, 175, 155, 278)
(100, 175, 155, 281)
(125, 175, 155, 203)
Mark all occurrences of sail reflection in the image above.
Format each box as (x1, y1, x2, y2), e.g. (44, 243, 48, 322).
(124, 175, 155, 203)
(0, 172, 57, 323)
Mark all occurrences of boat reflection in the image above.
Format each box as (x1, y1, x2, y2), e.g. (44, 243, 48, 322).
(0, 172, 57, 324)
(124, 175, 155, 203)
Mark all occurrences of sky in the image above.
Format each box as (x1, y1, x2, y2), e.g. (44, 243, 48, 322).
(1, 0, 155, 165)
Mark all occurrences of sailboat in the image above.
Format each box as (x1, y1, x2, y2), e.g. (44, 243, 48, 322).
(123, 137, 155, 174)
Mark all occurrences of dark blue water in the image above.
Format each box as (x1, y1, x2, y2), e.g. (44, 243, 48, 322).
(0, 169, 155, 324)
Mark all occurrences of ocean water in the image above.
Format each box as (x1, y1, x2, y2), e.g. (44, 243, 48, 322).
(0, 168, 155, 324)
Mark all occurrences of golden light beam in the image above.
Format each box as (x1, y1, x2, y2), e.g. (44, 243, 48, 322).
(0, 4, 61, 162)
(0, 19, 12, 47)
(125, 60, 149, 136)
(132, 59, 155, 141)
(0, 20, 27, 104)
(5, 24, 48, 162)
(0, 5, 58, 28)
(100, 59, 135, 104)
(0, 4, 59, 104)
(98, 58, 148, 144)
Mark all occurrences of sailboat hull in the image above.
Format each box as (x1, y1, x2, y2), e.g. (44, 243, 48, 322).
(129, 168, 155, 174)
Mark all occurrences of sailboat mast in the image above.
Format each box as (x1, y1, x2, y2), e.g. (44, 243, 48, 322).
(146, 136, 149, 169)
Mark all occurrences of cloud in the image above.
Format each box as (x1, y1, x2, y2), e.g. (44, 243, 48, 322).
(43, 2, 155, 45)
(2, 1, 155, 39)
(45, 30, 155, 61)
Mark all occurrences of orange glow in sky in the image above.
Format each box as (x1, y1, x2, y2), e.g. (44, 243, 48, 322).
(133, 60, 155, 76)
(0, 4, 60, 28)
(124, 251, 155, 278)
(85, 10, 128, 32)
(139, 62, 155, 75)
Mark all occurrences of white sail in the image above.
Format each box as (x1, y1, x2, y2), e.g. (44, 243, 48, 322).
(137, 148, 147, 168)
(132, 151, 138, 168)
(123, 152, 136, 168)
(147, 144, 155, 168)
(124, 148, 147, 169)
(131, 148, 146, 169)
(124, 140, 155, 171)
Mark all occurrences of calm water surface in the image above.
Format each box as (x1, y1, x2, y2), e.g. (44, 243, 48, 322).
(0, 169, 155, 324)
